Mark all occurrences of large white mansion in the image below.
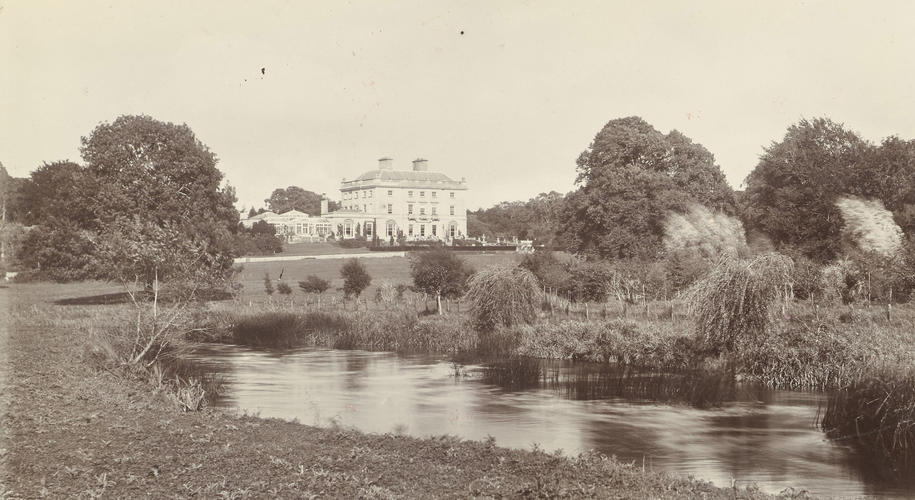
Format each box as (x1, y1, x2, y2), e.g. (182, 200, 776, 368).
(241, 158, 469, 243)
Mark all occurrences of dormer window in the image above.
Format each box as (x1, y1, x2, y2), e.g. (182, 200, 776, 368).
(408, 191, 413, 197)
(420, 191, 425, 197)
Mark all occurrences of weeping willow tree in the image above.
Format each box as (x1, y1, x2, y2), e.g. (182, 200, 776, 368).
(466, 266, 541, 331)
(687, 253, 793, 353)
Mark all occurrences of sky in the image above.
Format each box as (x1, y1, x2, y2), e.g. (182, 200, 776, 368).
(3, 1, 915, 211)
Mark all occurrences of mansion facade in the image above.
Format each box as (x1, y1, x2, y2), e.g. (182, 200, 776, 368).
(242, 158, 469, 243)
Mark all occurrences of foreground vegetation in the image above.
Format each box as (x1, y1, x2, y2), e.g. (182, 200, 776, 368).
(1, 283, 789, 498)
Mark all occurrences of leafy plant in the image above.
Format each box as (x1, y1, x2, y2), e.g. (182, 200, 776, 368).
(340, 258, 371, 298)
(466, 266, 540, 331)
(298, 275, 330, 294)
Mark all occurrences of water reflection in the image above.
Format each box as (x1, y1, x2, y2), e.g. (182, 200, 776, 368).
(189, 345, 913, 498)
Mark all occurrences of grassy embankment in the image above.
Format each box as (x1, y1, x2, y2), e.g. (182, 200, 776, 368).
(0, 281, 786, 498)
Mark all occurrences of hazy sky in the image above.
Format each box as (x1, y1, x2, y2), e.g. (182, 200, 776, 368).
(3, 1, 915, 211)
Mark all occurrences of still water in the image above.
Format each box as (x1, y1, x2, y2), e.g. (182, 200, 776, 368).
(190, 345, 912, 497)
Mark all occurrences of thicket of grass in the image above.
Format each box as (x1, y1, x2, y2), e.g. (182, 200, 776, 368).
(218, 306, 481, 355)
(822, 369, 915, 476)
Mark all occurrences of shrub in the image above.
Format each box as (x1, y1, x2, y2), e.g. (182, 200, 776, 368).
(276, 281, 292, 295)
(687, 253, 793, 354)
(466, 266, 540, 331)
(298, 275, 330, 294)
(263, 272, 274, 295)
(340, 258, 371, 298)
(338, 236, 368, 249)
(568, 261, 615, 302)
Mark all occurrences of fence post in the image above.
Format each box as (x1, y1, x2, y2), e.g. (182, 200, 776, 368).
(886, 303, 892, 322)
(585, 303, 590, 320)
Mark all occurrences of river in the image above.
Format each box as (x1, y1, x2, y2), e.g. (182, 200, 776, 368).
(189, 345, 913, 497)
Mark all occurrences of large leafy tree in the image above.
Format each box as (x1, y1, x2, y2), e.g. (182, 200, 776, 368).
(265, 186, 339, 214)
(78, 115, 239, 285)
(860, 136, 915, 235)
(560, 116, 735, 259)
(18, 161, 97, 227)
(742, 118, 871, 261)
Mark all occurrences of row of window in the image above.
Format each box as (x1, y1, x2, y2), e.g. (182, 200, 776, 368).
(344, 189, 457, 200)
(344, 203, 457, 216)
(341, 221, 459, 238)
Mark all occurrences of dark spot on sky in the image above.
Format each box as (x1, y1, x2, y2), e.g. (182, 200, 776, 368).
(460, 30, 464, 35)
(261, 67, 266, 75)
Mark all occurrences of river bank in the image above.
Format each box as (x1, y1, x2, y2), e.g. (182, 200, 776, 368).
(0, 283, 786, 498)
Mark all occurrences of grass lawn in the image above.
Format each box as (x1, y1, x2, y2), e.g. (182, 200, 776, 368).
(0, 281, 778, 499)
(236, 251, 522, 302)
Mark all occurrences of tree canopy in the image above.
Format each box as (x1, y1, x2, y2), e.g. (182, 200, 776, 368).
(560, 116, 736, 259)
(468, 191, 566, 245)
(410, 248, 474, 314)
(265, 186, 339, 214)
(741, 118, 872, 261)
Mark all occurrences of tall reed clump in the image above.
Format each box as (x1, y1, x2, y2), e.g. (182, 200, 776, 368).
(822, 368, 915, 475)
(686, 253, 793, 354)
(466, 266, 541, 331)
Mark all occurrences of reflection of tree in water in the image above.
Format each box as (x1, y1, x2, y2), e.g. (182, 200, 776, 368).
(483, 358, 738, 408)
(342, 354, 372, 391)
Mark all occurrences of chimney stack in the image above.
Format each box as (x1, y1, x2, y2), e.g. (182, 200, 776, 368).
(412, 158, 429, 171)
(378, 157, 393, 170)
(320, 197, 328, 215)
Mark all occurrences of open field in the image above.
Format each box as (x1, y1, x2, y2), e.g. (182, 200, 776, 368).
(0, 282, 780, 499)
(235, 251, 522, 302)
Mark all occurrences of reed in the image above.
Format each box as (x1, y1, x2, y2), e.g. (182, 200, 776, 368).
(822, 368, 915, 476)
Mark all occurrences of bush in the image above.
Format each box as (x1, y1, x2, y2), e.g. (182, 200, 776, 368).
(338, 236, 368, 249)
(298, 275, 330, 294)
(263, 272, 274, 295)
(687, 253, 793, 354)
(340, 258, 371, 298)
(234, 220, 283, 256)
(276, 281, 292, 295)
(466, 266, 540, 331)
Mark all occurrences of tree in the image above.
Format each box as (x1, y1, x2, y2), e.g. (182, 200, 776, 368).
(298, 275, 330, 294)
(468, 191, 567, 246)
(742, 118, 871, 262)
(560, 116, 736, 259)
(234, 220, 283, 256)
(465, 266, 540, 331)
(265, 186, 339, 214)
(410, 248, 474, 314)
(340, 258, 371, 298)
(18, 161, 97, 227)
(79, 115, 239, 285)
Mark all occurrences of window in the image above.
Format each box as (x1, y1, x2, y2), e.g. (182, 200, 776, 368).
(431, 225, 437, 236)
(408, 204, 413, 215)
(387, 204, 393, 214)
(431, 207, 437, 216)
(420, 207, 425, 215)
(368, 191, 373, 198)
(420, 224, 425, 236)
(387, 222, 395, 237)
(366, 222, 373, 237)
(408, 224, 413, 236)
(431, 191, 437, 198)
(450, 205, 455, 216)
(420, 191, 425, 197)
(408, 191, 413, 197)
(449, 223, 456, 238)
(387, 190, 393, 196)
(362, 204, 366, 212)
(450, 192, 455, 198)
